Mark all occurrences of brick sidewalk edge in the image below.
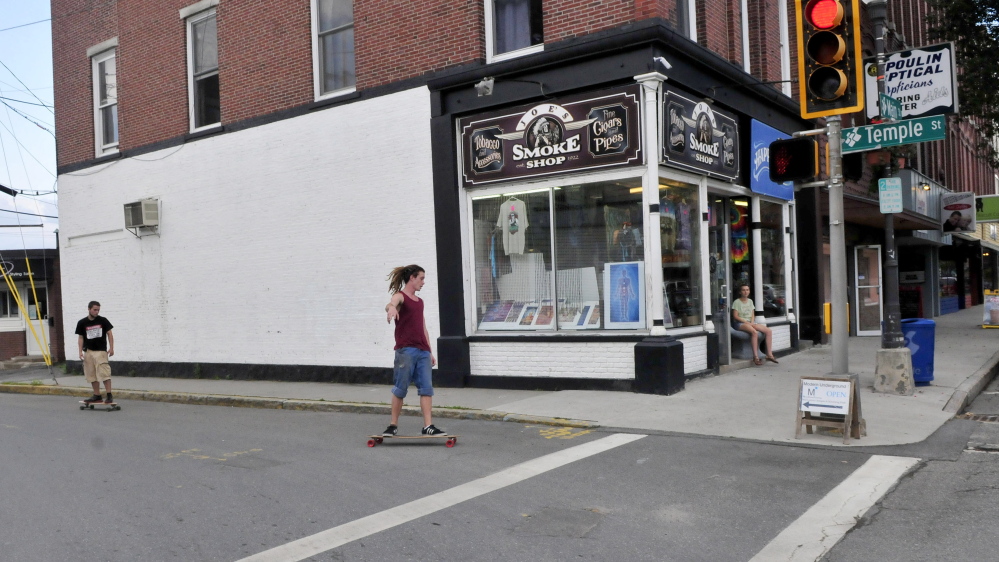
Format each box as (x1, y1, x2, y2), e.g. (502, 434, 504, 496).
(0, 384, 599, 429)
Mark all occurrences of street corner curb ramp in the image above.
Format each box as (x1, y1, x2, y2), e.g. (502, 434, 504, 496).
(0, 383, 599, 429)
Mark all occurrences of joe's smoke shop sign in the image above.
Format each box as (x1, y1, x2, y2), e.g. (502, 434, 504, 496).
(459, 85, 643, 187)
(662, 87, 740, 181)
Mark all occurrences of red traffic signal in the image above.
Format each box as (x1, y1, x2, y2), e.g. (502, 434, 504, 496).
(794, 0, 864, 119)
(769, 138, 819, 183)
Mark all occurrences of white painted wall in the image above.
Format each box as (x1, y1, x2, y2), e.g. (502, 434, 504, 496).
(58, 87, 438, 368)
(470, 341, 637, 379)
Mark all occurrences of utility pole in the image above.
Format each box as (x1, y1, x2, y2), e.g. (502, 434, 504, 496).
(871, 0, 904, 350)
(868, 0, 915, 394)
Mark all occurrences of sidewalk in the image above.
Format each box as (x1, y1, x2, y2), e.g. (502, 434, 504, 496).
(4, 306, 997, 447)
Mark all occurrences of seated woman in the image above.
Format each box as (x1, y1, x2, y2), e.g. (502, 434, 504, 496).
(732, 283, 778, 366)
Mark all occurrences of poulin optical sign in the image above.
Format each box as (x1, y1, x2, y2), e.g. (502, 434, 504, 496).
(662, 88, 739, 181)
(459, 85, 642, 187)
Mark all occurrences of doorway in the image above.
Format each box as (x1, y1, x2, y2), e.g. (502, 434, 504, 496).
(708, 196, 731, 363)
(854, 245, 883, 336)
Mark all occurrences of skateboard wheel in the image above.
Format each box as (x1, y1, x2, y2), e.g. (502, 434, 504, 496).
(80, 405, 85, 410)
(89, 405, 94, 410)
(367, 439, 376, 447)
(446, 438, 456, 448)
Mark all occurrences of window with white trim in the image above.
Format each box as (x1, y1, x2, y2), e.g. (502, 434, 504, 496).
(315, 0, 355, 96)
(187, 9, 220, 130)
(92, 49, 118, 155)
(485, 0, 543, 61)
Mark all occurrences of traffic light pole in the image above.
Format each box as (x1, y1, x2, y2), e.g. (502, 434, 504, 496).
(827, 116, 850, 374)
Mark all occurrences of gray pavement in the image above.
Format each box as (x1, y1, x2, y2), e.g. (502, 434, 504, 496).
(3, 305, 997, 447)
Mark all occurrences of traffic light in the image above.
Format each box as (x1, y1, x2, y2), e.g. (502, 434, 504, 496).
(794, 0, 864, 119)
(769, 137, 819, 182)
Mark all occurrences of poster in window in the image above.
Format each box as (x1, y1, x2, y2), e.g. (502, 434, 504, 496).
(603, 261, 646, 329)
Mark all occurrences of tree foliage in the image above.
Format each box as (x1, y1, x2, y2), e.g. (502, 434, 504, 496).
(927, 0, 999, 167)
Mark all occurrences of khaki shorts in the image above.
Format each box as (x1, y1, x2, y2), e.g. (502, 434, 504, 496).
(83, 350, 111, 383)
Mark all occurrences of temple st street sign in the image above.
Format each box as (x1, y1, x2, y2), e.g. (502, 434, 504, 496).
(841, 115, 946, 154)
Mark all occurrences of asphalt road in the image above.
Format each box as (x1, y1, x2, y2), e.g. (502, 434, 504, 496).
(0, 391, 994, 562)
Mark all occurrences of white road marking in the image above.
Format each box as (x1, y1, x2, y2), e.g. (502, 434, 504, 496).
(236, 432, 647, 562)
(750, 454, 921, 562)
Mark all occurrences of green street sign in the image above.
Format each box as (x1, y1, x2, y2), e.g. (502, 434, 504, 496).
(842, 115, 946, 154)
(879, 93, 902, 122)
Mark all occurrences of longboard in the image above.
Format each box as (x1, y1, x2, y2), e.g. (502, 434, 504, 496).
(367, 434, 458, 448)
(79, 400, 121, 412)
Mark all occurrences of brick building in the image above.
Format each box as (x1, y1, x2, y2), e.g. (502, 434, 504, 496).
(52, 0, 988, 388)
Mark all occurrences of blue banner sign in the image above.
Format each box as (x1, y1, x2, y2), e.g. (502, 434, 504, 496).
(750, 120, 794, 201)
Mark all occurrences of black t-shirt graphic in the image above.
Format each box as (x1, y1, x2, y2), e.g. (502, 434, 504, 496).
(75, 316, 114, 351)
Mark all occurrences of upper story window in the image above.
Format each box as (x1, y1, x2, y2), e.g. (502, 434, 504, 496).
(186, 8, 220, 130)
(486, 0, 543, 62)
(314, 0, 356, 97)
(91, 49, 118, 155)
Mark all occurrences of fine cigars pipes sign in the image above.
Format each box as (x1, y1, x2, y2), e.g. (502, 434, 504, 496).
(662, 88, 740, 181)
(458, 85, 642, 187)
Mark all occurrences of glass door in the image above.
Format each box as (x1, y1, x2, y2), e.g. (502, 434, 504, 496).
(854, 245, 883, 336)
(708, 196, 731, 364)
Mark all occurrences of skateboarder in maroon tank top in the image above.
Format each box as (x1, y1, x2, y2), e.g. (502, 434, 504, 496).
(381, 264, 446, 437)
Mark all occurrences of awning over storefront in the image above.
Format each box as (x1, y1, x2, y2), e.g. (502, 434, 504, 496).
(818, 191, 941, 230)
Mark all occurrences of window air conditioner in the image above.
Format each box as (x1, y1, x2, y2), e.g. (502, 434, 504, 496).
(124, 199, 159, 229)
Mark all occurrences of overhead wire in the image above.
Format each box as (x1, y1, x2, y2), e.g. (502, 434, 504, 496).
(0, 60, 53, 114)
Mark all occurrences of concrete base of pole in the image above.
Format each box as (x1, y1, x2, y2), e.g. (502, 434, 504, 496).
(874, 348, 915, 395)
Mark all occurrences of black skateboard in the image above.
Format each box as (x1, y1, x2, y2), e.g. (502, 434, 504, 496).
(367, 434, 458, 448)
(79, 400, 121, 412)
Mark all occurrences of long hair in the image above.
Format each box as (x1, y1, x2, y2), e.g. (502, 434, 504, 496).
(387, 264, 425, 294)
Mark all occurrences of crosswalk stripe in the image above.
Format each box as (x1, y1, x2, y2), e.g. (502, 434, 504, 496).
(236, 432, 647, 562)
(750, 454, 921, 562)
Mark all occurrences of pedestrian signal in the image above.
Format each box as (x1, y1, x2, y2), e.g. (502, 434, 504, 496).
(794, 0, 864, 119)
(769, 138, 819, 183)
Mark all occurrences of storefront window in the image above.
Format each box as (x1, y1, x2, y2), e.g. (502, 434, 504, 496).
(472, 189, 552, 331)
(555, 179, 643, 330)
(471, 178, 645, 331)
(660, 179, 701, 327)
(759, 201, 786, 318)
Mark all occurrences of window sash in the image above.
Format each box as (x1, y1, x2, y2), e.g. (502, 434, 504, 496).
(92, 50, 118, 151)
(318, 25, 355, 93)
(187, 9, 221, 130)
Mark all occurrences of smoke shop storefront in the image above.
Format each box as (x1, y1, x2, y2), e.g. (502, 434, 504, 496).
(441, 78, 798, 389)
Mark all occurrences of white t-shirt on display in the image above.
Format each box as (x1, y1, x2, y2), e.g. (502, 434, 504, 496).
(497, 198, 528, 255)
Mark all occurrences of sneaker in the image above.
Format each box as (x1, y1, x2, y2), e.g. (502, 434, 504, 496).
(104, 393, 114, 404)
(382, 424, 398, 437)
(422, 424, 446, 436)
(84, 395, 102, 404)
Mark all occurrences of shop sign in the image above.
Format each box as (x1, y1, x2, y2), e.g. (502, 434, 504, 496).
(976, 195, 999, 223)
(941, 192, 976, 233)
(662, 88, 739, 181)
(0, 259, 46, 280)
(749, 120, 794, 201)
(864, 43, 959, 120)
(458, 85, 642, 187)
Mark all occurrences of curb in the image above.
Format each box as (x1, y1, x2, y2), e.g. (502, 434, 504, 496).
(943, 349, 999, 414)
(0, 384, 599, 429)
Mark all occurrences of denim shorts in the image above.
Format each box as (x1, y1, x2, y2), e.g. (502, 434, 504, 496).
(392, 347, 433, 399)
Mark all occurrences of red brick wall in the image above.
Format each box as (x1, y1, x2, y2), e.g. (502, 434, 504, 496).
(48, 259, 65, 363)
(217, 0, 314, 123)
(52, 0, 118, 167)
(0, 332, 27, 361)
(697, 0, 742, 66)
(746, 0, 784, 85)
(354, 0, 483, 90)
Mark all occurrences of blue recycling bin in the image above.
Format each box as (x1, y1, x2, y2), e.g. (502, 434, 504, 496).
(901, 318, 935, 385)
